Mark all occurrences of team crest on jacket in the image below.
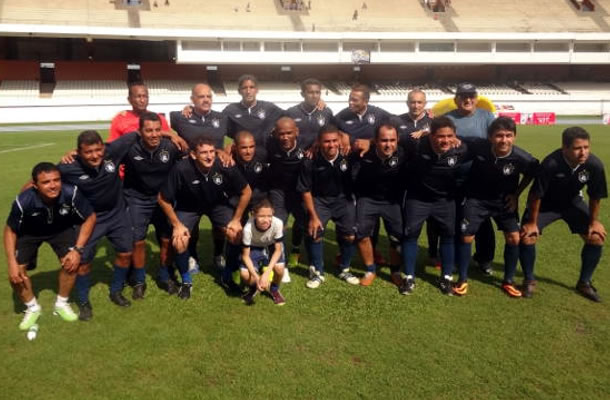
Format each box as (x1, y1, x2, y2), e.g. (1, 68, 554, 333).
(212, 173, 223, 185)
(79, 174, 90, 180)
(296, 149, 304, 159)
(460, 218, 469, 233)
(578, 169, 590, 183)
(104, 160, 116, 173)
(317, 116, 326, 126)
(367, 114, 376, 125)
(502, 163, 515, 176)
(253, 162, 263, 174)
(211, 118, 220, 128)
(257, 110, 266, 120)
(447, 156, 457, 167)
(388, 156, 398, 168)
(339, 158, 348, 172)
(159, 150, 170, 163)
(59, 204, 71, 216)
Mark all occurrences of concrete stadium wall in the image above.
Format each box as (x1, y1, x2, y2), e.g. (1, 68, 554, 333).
(1, 96, 608, 124)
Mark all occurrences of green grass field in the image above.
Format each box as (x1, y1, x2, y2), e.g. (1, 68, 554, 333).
(0, 125, 609, 400)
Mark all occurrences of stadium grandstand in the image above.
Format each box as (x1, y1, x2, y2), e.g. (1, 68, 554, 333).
(0, 0, 610, 122)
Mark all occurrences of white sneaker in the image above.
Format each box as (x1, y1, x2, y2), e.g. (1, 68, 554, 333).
(306, 275, 324, 289)
(188, 257, 200, 275)
(338, 268, 360, 285)
(306, 266, 326, 288)
(281, 268, 291, 283)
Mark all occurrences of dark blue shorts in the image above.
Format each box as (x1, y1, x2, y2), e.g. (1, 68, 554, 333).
(126, 194, 171, 242)
(269, 189, 306, 229)
(404, 197, 455, 240)
(523, 198, 590, 235)
(240, 245, 285, 272)
(355, 197, 403, 242)
(460, 198, 519, 236)
(81, 206, 134, 264)
(312, 195, 356, 238)
(15, 227, 77, 266)
(176, 204, 234, 233)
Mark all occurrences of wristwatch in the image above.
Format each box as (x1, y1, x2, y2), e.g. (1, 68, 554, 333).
(70, 246, 85, 255)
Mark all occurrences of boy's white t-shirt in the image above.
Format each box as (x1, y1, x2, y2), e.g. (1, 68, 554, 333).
(242, 216, 284, 248)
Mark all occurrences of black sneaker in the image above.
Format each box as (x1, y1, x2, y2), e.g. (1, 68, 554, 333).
(221, 274, 243, 294)
(522, 280, 537, 298)
(439, 276, 453, 296)
(132, 283, 146, 300)
(78, 301, 93, 321)
(242, 286, 258, 305)
(178, 283, 192, 300)
(576, 281, 601, 303)
(398, 278, 415, 295)
(109, 291, 131, 307)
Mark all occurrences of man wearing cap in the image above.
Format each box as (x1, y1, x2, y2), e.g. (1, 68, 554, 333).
(446, 82, 496, 275)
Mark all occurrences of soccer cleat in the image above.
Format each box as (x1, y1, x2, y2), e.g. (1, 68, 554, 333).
(78, 302, 93, 321)
(109, 291, 132, 307)
(271, 289, 286, 306)
(453, 281, 469, 296)
(339, 269, 360, 285)
(178, 283, 192, 300)
(360, 272, 376, 287)
(399, 277, 416, 295)
(132, 283, 146, 300)
(19, 307, 41, 331)
(288, 251, 300, 267)
(306, 274, 324, 289)
(576, 281, 601, 303)
(439, 276, 453, 296)
(390, 271, 403, 287)
(242, 286, 258, 305)
(53, 303, 78, 322)
(521, 280, 537, 298)
(188, 257, 200, 275)
(478, 261, 493, 276)
(281, 268, 292, 283)
(214, 255, 226, 270)
(501, 281, 522, 298)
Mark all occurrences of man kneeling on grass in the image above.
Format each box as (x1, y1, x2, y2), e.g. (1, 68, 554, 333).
(4, 162, 96, 330)
(240, 199, 286, 306)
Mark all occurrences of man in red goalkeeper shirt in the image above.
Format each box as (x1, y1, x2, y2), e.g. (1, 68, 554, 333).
(108, 81, 170, 141)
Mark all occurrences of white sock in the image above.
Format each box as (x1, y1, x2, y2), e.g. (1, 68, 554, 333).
(25, 297, 40, 311)
(55, 295, 69, 308)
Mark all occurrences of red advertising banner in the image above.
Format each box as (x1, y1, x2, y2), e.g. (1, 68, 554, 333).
(498, 112, 521, 124)
(530, 112, 556, 125)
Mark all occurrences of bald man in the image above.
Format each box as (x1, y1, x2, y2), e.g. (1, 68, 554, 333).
(170, 83, 228, 150)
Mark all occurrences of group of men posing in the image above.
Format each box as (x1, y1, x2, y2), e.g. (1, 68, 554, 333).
(5, 76, 607, 332)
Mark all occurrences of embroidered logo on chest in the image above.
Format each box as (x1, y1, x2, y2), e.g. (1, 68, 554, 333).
(104, 160, 116, 173)
(578, 169, 590, 183)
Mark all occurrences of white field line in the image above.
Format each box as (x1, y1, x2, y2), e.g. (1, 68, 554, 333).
(0, 143, 55, 154)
